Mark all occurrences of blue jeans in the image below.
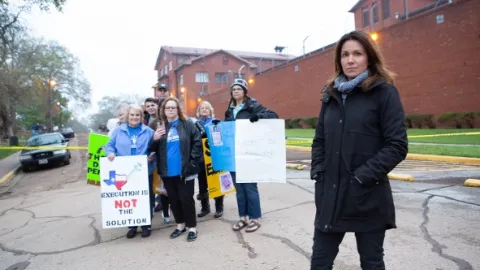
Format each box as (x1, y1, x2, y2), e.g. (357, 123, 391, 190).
(231, 172, 262, 219)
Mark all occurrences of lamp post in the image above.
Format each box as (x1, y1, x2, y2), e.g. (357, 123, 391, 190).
(47, 79, 56, 132)
(303, 36, 309, 57)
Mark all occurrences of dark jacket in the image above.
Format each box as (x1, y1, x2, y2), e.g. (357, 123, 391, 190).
(194, 117, 218, 165)
(224, 96, 278, 121)
(311, 80, 408, 233)
(149, 119, 202, 179)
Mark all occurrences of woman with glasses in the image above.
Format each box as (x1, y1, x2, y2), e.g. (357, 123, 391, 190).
(150, 97, 202, 242)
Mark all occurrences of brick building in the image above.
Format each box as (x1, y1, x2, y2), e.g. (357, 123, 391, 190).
(152, 46, 294, 115)
(204, 0, 478, 121)
(350, 0, 453, 33)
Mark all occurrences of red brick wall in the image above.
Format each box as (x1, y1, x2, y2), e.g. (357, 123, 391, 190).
(354, 0, 438, 32)
(175, 51, 253, 116)
(206, 0, 479, 120)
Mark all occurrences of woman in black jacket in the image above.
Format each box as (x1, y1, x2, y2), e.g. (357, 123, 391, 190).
(149, 97, 202, 242)
(310, 31, 408, 269)
(224, 78, 278, 233)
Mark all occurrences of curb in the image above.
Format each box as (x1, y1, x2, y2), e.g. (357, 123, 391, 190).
(0, 166, 21, 185)
(286, 146, 480, 165)
(406, 154, 480, 165)
(388, 173, 415, 182)
(286, 145, 311, 152)
(286, 163, 306, 170)
(464, 179, 480, 187)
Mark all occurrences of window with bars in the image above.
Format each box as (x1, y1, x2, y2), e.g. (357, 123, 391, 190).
(382, 0, 390, 19)
(372, 2, 379, 24)
(362, 7, 370, 27)
(215, 72, 228, 83)
(195, 72, 209, 83)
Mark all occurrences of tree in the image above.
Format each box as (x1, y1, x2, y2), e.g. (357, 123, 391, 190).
(1, 0, 67, 11)
(89, 94, 147, 130)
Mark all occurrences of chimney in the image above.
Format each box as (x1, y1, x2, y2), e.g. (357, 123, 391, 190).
(274, 46, 286, 54)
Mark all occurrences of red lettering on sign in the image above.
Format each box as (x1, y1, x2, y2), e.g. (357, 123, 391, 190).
(114, 199, 138, 208)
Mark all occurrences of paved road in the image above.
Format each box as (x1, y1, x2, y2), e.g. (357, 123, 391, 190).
(0, 135, 479, 269)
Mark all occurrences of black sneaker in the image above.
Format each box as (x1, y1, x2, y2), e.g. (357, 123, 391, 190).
(214, 210, 223, 218)
(187, 231, 197, 242)
(126, 229, 137, 239)
(154, 204, 162, 212)
(141, 228, 151, 238)
(170, 228, 186, 239)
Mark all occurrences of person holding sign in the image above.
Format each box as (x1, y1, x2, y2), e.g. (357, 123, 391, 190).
(150, 97, 202, 242)
(105, 104, 155, 239)
(194, 101, 225, 218)
(310, 31, 408, 269)
(223, 78, 278, 233)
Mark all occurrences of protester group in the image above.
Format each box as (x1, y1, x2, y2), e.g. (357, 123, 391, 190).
(90, 30, 408, 270)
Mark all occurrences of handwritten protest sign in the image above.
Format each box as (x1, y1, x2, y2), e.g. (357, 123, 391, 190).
(100, 156, 151, 229)
(235, 119, 286, 184)
(205, 121, 235, 172)
(201, 138, 235, 198)
(87, 133, 110, 186)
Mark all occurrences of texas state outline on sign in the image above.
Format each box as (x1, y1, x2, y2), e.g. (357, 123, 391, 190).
(103, 163, 142, 190)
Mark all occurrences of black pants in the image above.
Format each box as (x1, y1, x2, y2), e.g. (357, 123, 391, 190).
(197, 164, 224, 209)
(128, 174, 154, 230)
(163, 176, 196, 227)
(311, 228, 386, 270)
(160, 194, 170, 217)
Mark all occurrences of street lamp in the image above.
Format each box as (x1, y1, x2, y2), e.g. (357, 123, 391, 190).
(47, 79, 56, 132)
(370, 32, 379, 41)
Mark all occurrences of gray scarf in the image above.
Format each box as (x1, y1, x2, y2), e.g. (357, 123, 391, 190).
(333, 70, 369, 94)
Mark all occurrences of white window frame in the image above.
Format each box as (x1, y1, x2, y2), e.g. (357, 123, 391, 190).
(195, 72, 209, 83)
(179, 74, 184, 85)
(169, 61, 172, 71)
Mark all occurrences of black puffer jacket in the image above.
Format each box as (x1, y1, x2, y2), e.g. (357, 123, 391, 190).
(311, 80, 408, 233)
(224, 96, 278, 121)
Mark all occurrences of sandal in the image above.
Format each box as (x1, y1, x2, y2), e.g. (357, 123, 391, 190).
(245, 220, 261, 233)
(232, 220, 248, 231)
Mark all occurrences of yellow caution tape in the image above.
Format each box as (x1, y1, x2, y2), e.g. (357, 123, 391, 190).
(0, 132, 478, 150)
(0, 146, 88, 150)
(408, 132, 480, 138)
(285, 131, 480, 143)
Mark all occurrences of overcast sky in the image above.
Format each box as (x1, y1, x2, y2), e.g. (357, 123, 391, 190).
(23, 0, 357, 119)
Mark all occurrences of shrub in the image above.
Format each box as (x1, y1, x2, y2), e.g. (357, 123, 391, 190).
(438, 111, 480, 128)
(404, 114, 435, 129)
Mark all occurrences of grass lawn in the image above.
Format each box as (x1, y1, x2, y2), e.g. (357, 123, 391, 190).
(286, 128, 480, 157)
(0, 149, 19, 160)
(286, 128, 480, 145)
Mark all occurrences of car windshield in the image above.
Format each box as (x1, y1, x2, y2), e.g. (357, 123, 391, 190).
(26, 134, 63, 146)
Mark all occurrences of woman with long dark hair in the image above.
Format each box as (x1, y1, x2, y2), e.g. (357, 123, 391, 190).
(310, 30, 408, 269)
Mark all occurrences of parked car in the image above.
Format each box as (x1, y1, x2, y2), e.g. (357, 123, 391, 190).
(60, 127, 75, 138)
(19, 133, 71, 172)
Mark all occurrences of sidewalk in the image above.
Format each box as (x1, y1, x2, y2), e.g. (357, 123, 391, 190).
(0, 152, 21, 183)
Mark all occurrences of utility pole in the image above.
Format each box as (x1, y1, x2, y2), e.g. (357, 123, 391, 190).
(47, 80, 56, 132)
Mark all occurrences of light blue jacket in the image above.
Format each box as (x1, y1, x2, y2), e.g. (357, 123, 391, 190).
(105, 123, 156, 174)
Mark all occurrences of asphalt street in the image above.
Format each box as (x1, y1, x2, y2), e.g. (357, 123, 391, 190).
(0, 134, 479, 269)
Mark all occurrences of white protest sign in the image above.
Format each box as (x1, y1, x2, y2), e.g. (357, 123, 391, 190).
(234, 119, 287, 184)
(100, 155, 151, 229)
